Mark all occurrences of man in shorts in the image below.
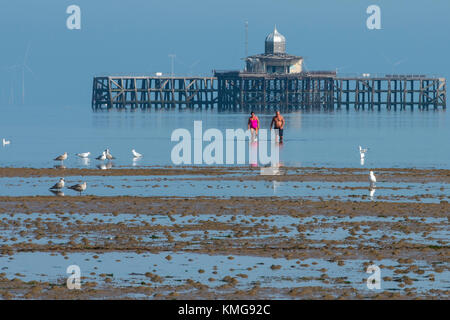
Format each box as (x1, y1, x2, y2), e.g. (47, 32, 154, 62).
(270, 110, 285, 143)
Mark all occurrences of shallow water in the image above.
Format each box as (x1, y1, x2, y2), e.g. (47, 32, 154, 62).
(0, 105, 448, 169)
(0, 176, 448, 203)
(1, 105, 448, 299)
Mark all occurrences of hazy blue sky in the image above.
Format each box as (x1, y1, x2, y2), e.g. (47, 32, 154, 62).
(0, 0, 448, 106)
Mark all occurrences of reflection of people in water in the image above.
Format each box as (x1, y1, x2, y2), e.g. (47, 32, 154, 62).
(248, 111, 260, 141)
(270, 110, 285, 143)
(249, 140, 258, 167)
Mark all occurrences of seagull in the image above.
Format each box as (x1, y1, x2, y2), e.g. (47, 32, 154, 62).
(76, 152, 90, 158)
(132, 149, 142, 158)
(54, 152, 68, 162)
(2, 138, 10, 146)
(68, 182, 87, 195)
(105, 149, 115, 160)
(96, 151, 106, 161)
(369, 171, 377, 187)
(50, 178, 65, 190)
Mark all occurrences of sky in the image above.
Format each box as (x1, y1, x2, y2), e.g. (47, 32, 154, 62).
(0, 0, 448, 107)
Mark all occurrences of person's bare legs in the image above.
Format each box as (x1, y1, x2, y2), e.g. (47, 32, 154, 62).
(250, 128, 258, 141)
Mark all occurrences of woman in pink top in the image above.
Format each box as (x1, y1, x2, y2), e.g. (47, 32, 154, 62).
(247, 111, 260, 141)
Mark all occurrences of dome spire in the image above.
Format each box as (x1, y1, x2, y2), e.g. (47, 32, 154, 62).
(265, 26, 286, 54)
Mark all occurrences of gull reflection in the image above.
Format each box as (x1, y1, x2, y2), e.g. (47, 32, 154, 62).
(80, 157, 90, 166)
(49, 189, 64, 197)
(97, 162, 113, 170)
(272, 180, 281, 194)
(369, 187, 376, 200)
(132, 157, 142, 167)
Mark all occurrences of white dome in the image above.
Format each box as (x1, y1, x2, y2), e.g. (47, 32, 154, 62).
(265, 27, 286, 43)
(265, 26, 286, 54)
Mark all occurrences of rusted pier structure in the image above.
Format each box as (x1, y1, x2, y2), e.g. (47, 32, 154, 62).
(92, 73, 446, 111)
(214, 72, 446, 111)
(92, 76, 217, 110)
(91, 27, 446, 111)
(215, 70, 335, 111)
(335, 75, 447, 110)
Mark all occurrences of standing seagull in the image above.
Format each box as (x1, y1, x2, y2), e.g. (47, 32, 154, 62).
(68, 182, 87, 195)
(76, 152, 90, 158)
(54, 152, 68, 163)
(96, 151, 106, 161)
(50, 178, 65, 190)
(132, 149, 143, 158)
(369, 171, 377, 187)
(2, 138, 10, 146)
(105, 148, 115, 160)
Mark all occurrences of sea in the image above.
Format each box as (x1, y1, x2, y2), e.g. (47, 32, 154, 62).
(0, 104, 448, 169)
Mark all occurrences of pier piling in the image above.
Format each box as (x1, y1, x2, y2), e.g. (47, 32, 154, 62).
(92, 73, 446, 111)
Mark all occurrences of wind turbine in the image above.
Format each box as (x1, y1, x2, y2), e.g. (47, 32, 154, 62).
(3, 65, 18, 105)
(175, 56, 201, 76)
(20, 43, 36, 104)
(188, 60, 200, 76)
(168, 54, 176, 77)
(380, 52, 408, 75)
(10, 71, 15, 104)
(9, 43, 36, 104)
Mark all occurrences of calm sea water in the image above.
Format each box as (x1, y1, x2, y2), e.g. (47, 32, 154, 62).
(0, 104, 448, 169)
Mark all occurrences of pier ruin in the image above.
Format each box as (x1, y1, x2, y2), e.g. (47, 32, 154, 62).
(92, 27, 446, 111)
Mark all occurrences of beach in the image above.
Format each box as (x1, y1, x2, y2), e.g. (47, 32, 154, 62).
(0, 166, 448, 299)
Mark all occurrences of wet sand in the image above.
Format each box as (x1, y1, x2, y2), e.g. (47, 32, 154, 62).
(0, 166, 449, 183)
(0, 167, 448, 299)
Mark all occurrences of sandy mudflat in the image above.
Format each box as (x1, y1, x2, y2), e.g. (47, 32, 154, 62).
(0, 166, 449, 183)
(0, 167, 448, 299)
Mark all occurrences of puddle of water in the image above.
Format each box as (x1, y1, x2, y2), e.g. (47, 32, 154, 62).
(0, 176, 448, 203)
(1, 251, 447, 298)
